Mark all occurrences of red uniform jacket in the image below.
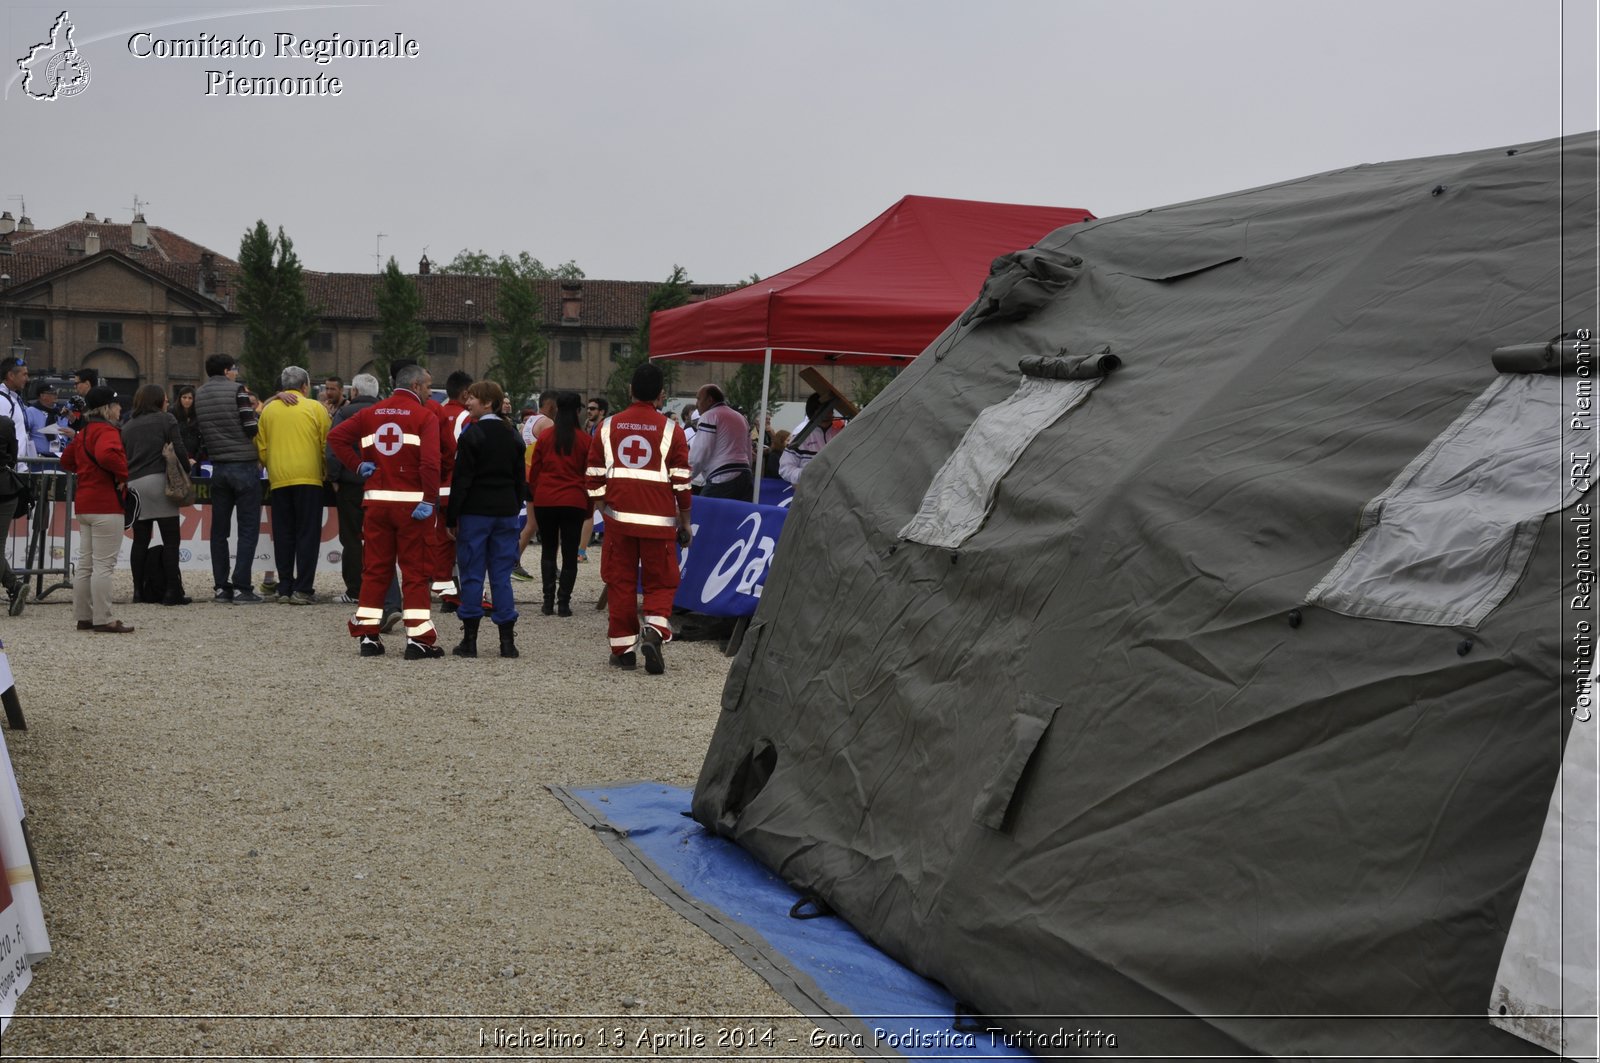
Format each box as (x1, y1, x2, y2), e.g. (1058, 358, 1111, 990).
(326, 388, 442, 506)
(528, 425, 591, 510)
(427, 398, 458, 485)
(61, 419, 129, 514)
(441, 400, 471, 442)
(586, 402, 690, 539)
(435, 399, 467, 502)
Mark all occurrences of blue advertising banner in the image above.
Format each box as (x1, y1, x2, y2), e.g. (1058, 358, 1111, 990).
(674, 494, 788, 617)
(758, 477, 794, 508)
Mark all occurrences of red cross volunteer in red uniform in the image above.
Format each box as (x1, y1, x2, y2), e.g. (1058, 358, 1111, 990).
(327, 363, 446, 659)
(587, 363, 692, 673)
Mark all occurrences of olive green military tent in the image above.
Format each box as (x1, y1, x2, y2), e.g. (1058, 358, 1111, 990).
(693, 133, 1598, 1058)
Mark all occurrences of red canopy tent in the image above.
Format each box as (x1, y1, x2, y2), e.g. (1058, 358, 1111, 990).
(648, 194, 1094, 367)
(649, 194, 1094, 498)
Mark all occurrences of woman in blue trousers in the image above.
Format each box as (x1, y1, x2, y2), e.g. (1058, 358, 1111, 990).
(445, 381, 528, 658)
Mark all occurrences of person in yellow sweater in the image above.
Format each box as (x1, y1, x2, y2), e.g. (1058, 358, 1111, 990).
(257, 365, 332, 604)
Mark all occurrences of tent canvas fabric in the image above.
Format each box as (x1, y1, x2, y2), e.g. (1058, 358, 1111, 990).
(648, 195, 1094, 367)
(692, 134, 1598, 1057)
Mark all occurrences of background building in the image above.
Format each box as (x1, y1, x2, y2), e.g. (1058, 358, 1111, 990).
(0, 212, 860, 407)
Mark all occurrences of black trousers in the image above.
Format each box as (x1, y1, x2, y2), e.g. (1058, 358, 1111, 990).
(533, 505, 587, 605)
(130, 516, 183, 600)
(269, 484, 324, 597)
(334, 481, 365, 598)
(701, 471, 754, 501)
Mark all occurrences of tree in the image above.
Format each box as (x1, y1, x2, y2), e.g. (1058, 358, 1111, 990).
(608, 265, 691, 409)
(372, 256, 426, 387)
(485, 260, 547, 407)
(725, 361, 780, 424)
(236, 220, 317, 394)
(441, 248, 584, 280)
(716, 273, 778, 419)
(854, 366, 901, 406)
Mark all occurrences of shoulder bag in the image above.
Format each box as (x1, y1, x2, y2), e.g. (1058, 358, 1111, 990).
(162, 441, 196, 505)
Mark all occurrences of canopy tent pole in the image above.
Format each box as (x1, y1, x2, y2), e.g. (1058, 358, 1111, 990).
(753, 345, 773, 503)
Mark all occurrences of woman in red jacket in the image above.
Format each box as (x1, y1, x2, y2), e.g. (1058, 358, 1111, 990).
(526, 391, 591, 617)
(60, 386, 134, 633)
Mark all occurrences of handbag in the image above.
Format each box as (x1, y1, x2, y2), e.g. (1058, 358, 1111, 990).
(0, 466, 31, 517)
(117, 483, 139, 528)
(161, 442, 196, 505)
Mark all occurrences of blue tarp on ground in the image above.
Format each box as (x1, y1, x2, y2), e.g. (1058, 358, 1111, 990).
(554, 782, 1032, 1061)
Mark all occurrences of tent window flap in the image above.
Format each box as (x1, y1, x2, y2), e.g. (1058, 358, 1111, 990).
(899, 373, 1103, 549)
(1307, 374, 1583, 627)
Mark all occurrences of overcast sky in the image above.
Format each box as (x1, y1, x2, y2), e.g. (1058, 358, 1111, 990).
(3, 0, 1595, 283)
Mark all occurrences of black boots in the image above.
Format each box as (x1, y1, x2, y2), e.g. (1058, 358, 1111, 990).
(557, 597, 572, 617)
(542, 581, 555, 616)
(448, 617, 514, 658)
(404, 639, 445, 660)
(453, 616, 480, 658)
(640, 626, 665, 674)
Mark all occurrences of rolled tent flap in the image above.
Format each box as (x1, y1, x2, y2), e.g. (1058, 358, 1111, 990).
(1492, 333, 1593, 374)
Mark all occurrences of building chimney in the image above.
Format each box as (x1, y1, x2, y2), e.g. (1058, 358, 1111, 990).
(560, 281, 582, 322)
(199, 251, 216, 295)
(84, 211, 97, 222)
(0, 213, 13, 236)
(130, 213, 149, 249)
(688, 284, 709, 304)
(84, 231, 100, 255)
(16, 216, 33, 232)
(418, 254, 430, 275)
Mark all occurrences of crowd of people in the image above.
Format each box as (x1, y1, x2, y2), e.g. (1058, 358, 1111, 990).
(0, 351, 843, 672)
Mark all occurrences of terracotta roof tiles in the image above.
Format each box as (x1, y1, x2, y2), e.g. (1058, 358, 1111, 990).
(9, 219, 236, 267)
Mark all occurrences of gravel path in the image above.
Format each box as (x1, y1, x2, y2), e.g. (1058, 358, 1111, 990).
(1, 557, 860, 1059)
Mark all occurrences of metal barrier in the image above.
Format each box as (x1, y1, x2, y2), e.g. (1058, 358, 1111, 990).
(14, 456, 75, 602)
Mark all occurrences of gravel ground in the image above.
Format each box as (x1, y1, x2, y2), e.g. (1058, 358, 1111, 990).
(0, 554, 861, 1060)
